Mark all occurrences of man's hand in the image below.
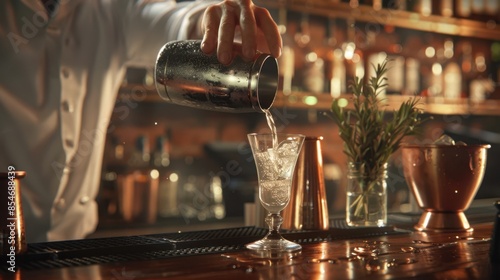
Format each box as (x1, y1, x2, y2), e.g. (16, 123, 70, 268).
(201, 0, 282, 65)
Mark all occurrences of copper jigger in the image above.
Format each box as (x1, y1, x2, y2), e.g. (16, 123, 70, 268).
(1, 170, 28, 255)
(401, 144, 490, 232)
(282, 136, 329, 230)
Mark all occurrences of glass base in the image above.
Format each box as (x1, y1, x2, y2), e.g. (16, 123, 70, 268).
(246, 237, 302, 254)
(245, 247, 302, 259)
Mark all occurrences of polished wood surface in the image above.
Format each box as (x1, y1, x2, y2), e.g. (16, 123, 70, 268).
(2, 223, 497, 280)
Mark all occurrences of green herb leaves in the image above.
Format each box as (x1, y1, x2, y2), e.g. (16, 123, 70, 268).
(330, 59, 424, 181)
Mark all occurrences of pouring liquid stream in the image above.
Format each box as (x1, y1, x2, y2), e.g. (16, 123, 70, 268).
(264, 109, 278, 149)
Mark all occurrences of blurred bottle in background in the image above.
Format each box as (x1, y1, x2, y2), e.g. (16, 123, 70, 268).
(118, 135, 159, 224)
(154, 133, 180, 218)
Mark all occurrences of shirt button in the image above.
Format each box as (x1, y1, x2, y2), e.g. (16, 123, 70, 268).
(61, 100, 74, 113)
(55, 198, 66, 211)
(47, 26, 61, 34)
(65, 139, 74, 148)
(61, 68, 70, 78)
(63, 167, 71, 174)
(80, 196, 90, 205)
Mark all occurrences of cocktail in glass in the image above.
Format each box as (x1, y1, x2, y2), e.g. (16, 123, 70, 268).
(246, 133, 305, 253)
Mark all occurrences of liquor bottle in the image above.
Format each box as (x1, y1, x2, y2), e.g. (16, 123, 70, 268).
(329, 48, 346, 98)
(349, 0, 361, 8)
(489, 42, 500, 99)
(303, 51, 325, 94)
(404, 57, 420, 95)
(128, 135, 150, 168)
(440, 0, 454, 17)
(383, 0, 406, 10)
(418, 36, 441, 98)
(490, 201, 500, 264)
(98, 135, 124, 218)
(485, 0, 499, 20)
(455, 0, 472, 18)
(440, 38, 463, 99)
(413, 0, 432, 16)
(154, 134, 180, 218)
(324, 17, 347, 97)
(469, 0, 499, 21)
(119, 135, 159, 224)
(277, 3, 295, 95)
(471, 0, 485, 15)
(400, 30, 424, 95)
(469, 50, 495, 103)
(364, 0, 406, 10)
(443, 62, 462, 99)
(386, 55, 405, 95)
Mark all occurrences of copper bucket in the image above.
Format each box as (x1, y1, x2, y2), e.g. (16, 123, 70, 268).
(401, 144, 490, 232)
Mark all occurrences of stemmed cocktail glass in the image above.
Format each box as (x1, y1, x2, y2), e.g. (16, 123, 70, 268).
(246, 133, 305, 254)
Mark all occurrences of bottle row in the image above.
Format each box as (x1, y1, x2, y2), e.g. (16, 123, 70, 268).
(337, 0, 500, 21)
(99, 134, 226, 225)
(276, 11, 500, 101)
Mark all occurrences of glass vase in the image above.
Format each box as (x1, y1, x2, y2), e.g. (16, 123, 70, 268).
(346, 162, 387, 227)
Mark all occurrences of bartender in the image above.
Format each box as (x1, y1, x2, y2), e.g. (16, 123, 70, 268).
(0, 0, 282, 242)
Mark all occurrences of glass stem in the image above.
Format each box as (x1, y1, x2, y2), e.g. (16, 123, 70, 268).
(265, 213, 283, 240)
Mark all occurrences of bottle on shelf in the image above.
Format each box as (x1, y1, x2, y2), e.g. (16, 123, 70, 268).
(468, 0, 498, 21)
(324, 16, 348, 97)
(128, 135, 150, 168)
(277, 3, 295, 95)
(404, 57, 421, 95)
(439, 0, 454, 17)
(98, 135, 125, 219)
(118, 135, 159, 224)
(484, 0, 499, 17)
(303, 51, 325, 94)
(413, 0, 432, 16)
(439, 38, 463, 99)
(488, 42, 500, 99)
(455, 0, 472, 18)
(443, 62, 463, 99)
(176, 156, 225, 222)
(469, 51, 495, 103)
(363, 0, 407, 10)
(386, 54, 405, 95)
(471, 0, 485, 15)
(153, 133, 180, 218)
(329, 48, 347, 98)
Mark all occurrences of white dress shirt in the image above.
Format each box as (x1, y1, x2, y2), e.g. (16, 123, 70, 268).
(0, 0, 214, 242)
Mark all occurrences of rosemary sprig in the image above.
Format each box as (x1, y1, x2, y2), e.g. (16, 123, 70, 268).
(330, 59, 424, 182)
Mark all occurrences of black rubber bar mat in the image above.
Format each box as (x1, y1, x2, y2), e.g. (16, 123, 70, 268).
(2, 221, 409, 271)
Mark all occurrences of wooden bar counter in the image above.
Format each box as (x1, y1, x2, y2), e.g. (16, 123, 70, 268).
(1, 219, 497, 279)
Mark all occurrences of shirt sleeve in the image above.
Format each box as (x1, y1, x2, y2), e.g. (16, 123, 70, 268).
(120, 0, 219, 68)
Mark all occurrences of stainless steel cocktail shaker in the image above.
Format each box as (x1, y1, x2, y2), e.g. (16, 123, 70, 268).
(155, 40, 278, 112)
